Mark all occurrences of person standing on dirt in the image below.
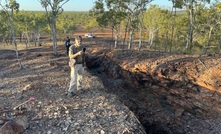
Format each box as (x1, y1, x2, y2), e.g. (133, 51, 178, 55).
(65, 36, 71, 56)
(68, 36, 87, 97)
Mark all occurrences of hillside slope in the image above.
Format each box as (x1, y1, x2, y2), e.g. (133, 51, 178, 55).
(0, 44, 221, 133)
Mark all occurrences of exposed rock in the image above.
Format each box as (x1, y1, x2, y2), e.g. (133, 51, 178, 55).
(88, 48, 221, 133)
(0, 116, 28, 134)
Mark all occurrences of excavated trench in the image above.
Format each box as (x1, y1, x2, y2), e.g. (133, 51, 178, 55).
(86, 50, 221, 134)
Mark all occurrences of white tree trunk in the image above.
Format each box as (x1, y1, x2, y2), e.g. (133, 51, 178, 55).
(51, 16, 58, 55)
(114, 25, 120, 49)
(11, 14, 22, 68)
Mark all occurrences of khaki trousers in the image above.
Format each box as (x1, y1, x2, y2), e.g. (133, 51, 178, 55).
(68, 64, 84, 93)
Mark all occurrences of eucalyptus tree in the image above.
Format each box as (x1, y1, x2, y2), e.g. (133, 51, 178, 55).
(215, 1, 221, 54)
(0, 11, 9, 45)
(120, 14, 130, 47)
(122, 0, 153, 50)
(90, 0, 116, 43)
(30, 12, 48, 46)
(15, 12, 46, 47)
(15, 11, 34, 47)
(165, 0, 183, 52)
(183, 0, 211, 51)
(39, 0, 69, 55)
(197, 2, 221, 54)
(143, 5, 169, 50)
(172, 13, 188, 51)
(90, 0, 127, 49)
(0, 0, 22, 68)
(110, 10, 127, 48)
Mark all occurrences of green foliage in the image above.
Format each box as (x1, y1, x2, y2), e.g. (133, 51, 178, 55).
(6, 0, 19, 12)
(0, 14, 8, 36)
(0, 0, 220, 55)
(0, 10, 95, 42)
(83, 17, 98, 32)
(141, 1, 221, 54)
(143, 5, 170, 47)
(90, 0, 127, 28)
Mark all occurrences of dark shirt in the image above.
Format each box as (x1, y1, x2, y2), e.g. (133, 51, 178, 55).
(69, 45, 85, 64)
(65, 38, 70, 47)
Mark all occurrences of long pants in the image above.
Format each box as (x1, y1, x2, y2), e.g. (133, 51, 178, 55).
(68, 64, 84, 93)
(66, 46, 70, 56)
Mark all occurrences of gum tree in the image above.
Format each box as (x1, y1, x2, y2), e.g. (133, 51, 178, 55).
(0, 0, 22, 68)
(165, 0, 183, 52)
(143, 5, 169, 50)
(197, 2, 221, 54)
(39, 0, 69, 55)
(125, 0, 153, 50)
(90, 0, 127, 49)
(184, 0, 211, 51)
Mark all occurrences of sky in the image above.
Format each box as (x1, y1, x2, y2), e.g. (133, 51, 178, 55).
(12, 0, 220, 11)
(16, 0, 172, 11)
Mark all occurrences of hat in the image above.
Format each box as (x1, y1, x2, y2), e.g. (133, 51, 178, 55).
(75, 36, 82, 41)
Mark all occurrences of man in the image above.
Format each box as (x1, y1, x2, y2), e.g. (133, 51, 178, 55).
(65, 36, 71, 56)
(68, 36, 86, 97)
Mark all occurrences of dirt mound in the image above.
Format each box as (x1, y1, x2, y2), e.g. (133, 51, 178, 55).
(197, 65, 221, 91)
(88, 49, 221, 133)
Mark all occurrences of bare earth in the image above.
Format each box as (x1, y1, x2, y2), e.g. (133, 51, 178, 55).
(0, 39, 221, 134)
(0, 44, 145, 134)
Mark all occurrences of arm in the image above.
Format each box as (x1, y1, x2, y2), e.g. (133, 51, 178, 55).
(69, 50, 82, 59)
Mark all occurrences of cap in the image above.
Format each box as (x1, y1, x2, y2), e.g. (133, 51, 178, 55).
(75, 36, 82, 41)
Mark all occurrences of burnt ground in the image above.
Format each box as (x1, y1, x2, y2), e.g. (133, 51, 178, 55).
(0, 39, 221, 134)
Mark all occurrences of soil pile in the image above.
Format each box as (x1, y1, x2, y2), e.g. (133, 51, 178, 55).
(88, 48, 221, 133)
